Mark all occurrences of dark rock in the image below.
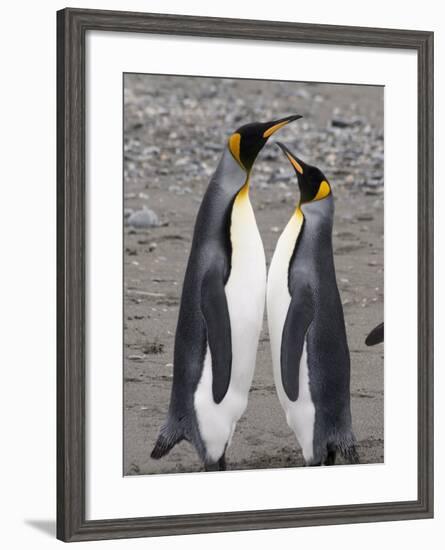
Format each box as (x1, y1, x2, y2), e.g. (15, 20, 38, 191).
(331, 117, 362, 128)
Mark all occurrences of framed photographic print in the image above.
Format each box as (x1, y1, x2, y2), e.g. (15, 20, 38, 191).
(57, 7, 434, 542)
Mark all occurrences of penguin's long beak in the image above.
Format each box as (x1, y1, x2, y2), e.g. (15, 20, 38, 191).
(275, 141, 305, 175)
(263, 114, 303, 138)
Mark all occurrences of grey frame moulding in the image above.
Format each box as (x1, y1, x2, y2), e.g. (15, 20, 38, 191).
(57, 7, 434, 542)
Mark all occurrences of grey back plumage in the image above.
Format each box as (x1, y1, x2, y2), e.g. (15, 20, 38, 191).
(288, 195, 356, 464)
(152, 150, 245, 461)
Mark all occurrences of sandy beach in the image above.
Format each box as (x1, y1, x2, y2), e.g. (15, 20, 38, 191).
(123, 74, 384, 475)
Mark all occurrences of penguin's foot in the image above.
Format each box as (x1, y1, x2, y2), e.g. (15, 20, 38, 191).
(324, 449, 337, 466)
(218, 454, 227, 471)
(204, 453, 227, 472)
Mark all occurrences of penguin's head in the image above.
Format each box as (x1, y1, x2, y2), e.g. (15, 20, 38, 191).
(276, 142, 331, 204)
(228, 115, 302, 172)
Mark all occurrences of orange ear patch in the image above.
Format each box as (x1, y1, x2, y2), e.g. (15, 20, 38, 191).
(313, 180, 331, 201)
(228, 133, 242, 165)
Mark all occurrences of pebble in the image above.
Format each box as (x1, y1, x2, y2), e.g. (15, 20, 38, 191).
(262, 149, 279, 161)
(124, 80, 383, 201)
(127, 206, 159, 228)
(326, 153, 337, 165)
(331, 117, 361, 128)
(295, 88, 310, 100)
(356, 214, 374, 221)
(365, 188, 384, 196)
(168, 184, 192, 195)
(143, 145, 160, 155)
(205, 142, 223, 152)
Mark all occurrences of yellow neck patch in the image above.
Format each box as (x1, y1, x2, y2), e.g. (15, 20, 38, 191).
(236, 180, 250, 202)
(228, 133, 242, 167)
(313, 180, 331, 201)
(295, 206, 304, 222)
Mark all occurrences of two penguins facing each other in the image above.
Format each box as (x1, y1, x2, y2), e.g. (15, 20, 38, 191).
(151, 115, 360, 471)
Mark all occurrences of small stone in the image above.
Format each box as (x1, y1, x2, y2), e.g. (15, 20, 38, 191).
(326, 153, 337, 165)
(143, 145, 160, 155)
(128, 354, 145, 361)
(127, 463, 141, 475)
(168, 184, 192, 195)
(143, 342, 164, 354)
(357, 214, 374, 222)
(331, 117, 362, 129)
(127, 207, 159, 228)
(295, 88, 310, 100)
(262, 149, 279, 161)
(365, 188, 384, 196)
(205, 143, 223, 152)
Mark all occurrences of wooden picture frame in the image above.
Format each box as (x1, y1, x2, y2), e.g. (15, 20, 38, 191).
(57, 7, 434, 542)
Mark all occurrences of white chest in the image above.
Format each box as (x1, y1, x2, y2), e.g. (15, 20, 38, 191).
(267, 211, 304, 374)
(225, 185, 267, 361)
(266, 210, 316, 462)
(194, 186, 266, 462)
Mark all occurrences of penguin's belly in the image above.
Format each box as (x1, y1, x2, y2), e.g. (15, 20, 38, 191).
(266, 213, 316, 462)
(194, 190, 266, 463)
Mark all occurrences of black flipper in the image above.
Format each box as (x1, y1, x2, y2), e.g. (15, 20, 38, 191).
(281, 282, 313, 402)
(201, 268, 232, 404)
(365, 322, 384, 346)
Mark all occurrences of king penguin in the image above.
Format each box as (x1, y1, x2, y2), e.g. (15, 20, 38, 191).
(266, 142, 358, 467)
(151, 115, 302, 471)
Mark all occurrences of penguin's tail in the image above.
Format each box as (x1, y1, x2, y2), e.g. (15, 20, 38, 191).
(151, 420, 184, 459)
